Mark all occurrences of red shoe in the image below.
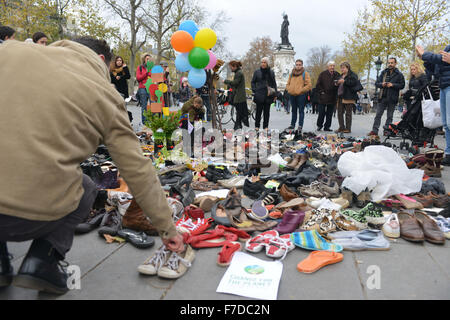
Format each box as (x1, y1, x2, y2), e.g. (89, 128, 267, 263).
(184, 205, 205, 220)
(186, 228, 238, 248)
(265, 233, 295, 260)
(245, 230, 278, 253)
(176, 217, 213, 236)
(217, 242, 242, 267)
(368, 131, 378, 136)
(216, 225, 251, 241)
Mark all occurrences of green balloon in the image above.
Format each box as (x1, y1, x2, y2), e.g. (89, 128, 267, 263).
(188, 47, 210, 69)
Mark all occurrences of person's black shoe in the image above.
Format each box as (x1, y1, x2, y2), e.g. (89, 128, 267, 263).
(205, 165, 233, 183)
(0, 243, 13, 288)
(243, 179, 269, 200)
(287, 126, 295, 130)
(12, 240, 69, 295)
(442, 155, 450, 167)
(323, 128, 333, 132)
(317, 127, 323, 131)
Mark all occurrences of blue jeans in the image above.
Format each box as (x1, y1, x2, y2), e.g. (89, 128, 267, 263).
(440, 86, 450, 155)
(138, 88, 149, 125)
(289, 94, 307, 128)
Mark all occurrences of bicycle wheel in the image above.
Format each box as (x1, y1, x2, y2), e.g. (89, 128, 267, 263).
(249, 102, 257, 120)
(218, 104, 233, 126)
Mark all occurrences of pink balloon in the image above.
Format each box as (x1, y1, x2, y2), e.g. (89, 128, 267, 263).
(205, 50, 217, 70)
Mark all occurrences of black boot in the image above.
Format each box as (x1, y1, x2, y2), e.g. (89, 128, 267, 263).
(13, 239, 69, 295)
(0, 242, 13, 288)
(442, 155, 450, 167)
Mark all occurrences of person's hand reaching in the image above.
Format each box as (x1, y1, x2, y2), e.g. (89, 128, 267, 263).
(162, 233, 185, 254)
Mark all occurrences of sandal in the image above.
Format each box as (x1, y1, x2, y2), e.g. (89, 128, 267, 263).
(117, 229, 155, 249)
(217, 242, 242, 267)
(229, 208, 278, 233)
(297, 251, 343, 273)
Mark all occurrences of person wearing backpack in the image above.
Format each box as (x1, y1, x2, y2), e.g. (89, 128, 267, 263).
(136, 53, 152, 125)
(285, 59, 312, 132)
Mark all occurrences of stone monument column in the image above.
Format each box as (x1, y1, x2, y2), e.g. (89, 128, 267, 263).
(274, 14, 296, 91)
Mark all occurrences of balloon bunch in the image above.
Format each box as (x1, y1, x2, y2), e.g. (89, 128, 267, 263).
(171, 20, 217, 88)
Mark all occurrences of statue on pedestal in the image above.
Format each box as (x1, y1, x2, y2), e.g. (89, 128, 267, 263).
(280, 14, 292, 49)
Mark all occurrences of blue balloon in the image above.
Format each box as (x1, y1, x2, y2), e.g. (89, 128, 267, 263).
(151, 65, 164, 73)
(175, 53, 192, 72)
(179, 20, 199, 39)
(188, 68, 206, 88)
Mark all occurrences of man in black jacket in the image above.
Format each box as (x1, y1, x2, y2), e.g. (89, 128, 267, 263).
(316, 61, 341, 131)
(369, 58, 405, 136)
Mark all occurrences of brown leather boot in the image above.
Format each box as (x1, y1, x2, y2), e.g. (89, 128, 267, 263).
(287, 154, 301, 169)
(280, 184, 298, 202)
(294, 153, 309, 170)
(122, 199, 159, 236)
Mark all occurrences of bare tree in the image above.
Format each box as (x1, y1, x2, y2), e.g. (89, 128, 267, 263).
(103, 0, 149, 95)
(241, 36, 276, 87)
(306, 45, 332, 87)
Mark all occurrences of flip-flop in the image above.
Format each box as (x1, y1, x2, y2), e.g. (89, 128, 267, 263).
(117, 229, 155, 249)
(217, 242, 242, 267)
(291, 230, 343, 252)
(297, 251, 344, 273)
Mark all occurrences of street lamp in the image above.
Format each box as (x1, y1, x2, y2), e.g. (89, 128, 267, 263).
(374, 57, 383, 111)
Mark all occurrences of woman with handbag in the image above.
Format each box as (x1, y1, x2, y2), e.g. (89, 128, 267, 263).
(335, 62, 361, 134)
(403, 62, 428, 111)
(251, 57, 277, 131)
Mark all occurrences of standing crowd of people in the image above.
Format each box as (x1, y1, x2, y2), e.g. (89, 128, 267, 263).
(0, 24, 449, 296)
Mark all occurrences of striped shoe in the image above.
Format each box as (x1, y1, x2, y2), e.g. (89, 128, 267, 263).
(291, 230, 343, 253)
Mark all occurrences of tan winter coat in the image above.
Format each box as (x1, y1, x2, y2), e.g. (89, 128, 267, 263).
(0, 40, 177, 239)
(286, 70, 312, 96)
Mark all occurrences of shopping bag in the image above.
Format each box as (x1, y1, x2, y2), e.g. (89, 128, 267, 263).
(422, 87, 442, 129)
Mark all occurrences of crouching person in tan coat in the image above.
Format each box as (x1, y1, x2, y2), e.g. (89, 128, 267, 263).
(0, 37, 184, 294)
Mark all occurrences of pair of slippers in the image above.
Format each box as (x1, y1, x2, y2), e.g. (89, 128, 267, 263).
(117, 229, 155, 249)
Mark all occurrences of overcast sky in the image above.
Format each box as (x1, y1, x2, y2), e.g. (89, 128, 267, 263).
(197, 0, 370, 60)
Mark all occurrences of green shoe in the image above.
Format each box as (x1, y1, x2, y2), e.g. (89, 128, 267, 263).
(360, 203, 386, 225)
(340, 210, 368, 230)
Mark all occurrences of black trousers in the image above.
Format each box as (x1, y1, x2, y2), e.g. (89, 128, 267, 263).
(234, 102, 250, 130)
(317, 104, 335, 130)
(255, 101, 271, 129)
(0, 174, 97, 258)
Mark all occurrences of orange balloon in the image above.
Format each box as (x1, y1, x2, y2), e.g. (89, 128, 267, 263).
(171, 30, 194, 53)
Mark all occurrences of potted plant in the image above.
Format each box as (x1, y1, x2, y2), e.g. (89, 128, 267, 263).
(144, 110, 182, 153)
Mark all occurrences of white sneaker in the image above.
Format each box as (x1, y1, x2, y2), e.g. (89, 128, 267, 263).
(138, 245, 172, 276)
(382, 213, 400, 238)
(157, 245, 195, 279)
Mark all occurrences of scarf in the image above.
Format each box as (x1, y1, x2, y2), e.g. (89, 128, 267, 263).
(291, 67, 305, 77)
(112, 66, 124, 77)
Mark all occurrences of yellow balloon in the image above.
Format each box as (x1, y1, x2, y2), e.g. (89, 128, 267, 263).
(159, 83, 168, 93)
(194, 28, 217, 50)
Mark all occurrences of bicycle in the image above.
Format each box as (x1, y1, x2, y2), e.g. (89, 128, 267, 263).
(216, 90, 256, 126)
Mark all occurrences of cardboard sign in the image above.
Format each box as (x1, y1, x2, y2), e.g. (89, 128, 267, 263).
(151, 73, 164, 83)
(150, 102, 163, 113)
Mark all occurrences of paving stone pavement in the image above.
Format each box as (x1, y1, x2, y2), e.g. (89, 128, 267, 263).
(1, 105, 449, 300)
